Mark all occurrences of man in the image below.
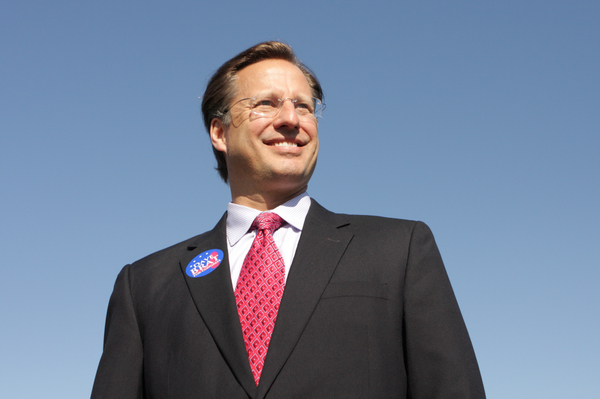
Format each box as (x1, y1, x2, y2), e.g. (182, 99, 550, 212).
(92, 41, 486, 398)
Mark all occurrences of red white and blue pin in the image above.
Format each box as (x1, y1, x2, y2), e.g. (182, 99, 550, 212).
(186, 249, 223, 278)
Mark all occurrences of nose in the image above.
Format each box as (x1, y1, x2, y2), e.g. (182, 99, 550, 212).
(273, 98, 300, 129)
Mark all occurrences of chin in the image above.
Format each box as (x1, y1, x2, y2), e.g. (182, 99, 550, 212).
(273, 159, 315, 177)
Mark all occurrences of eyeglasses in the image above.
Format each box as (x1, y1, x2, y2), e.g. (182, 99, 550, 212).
(225, 95, 325, 120)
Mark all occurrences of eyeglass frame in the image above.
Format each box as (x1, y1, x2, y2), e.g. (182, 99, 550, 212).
(220, 95, 325, 121)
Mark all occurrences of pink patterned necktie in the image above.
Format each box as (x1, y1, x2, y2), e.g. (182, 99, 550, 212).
(235, 212, 286, 385)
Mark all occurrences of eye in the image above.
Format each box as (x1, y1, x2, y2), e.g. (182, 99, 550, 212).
(295, 100, 314, 115)
(253, 98, 277, 108)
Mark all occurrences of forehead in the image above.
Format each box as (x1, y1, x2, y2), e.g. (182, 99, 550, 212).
(235, 59, 312, 97)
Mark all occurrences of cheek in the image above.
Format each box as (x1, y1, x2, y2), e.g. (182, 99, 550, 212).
(301, 121, 319, 139)
(249, 117, 273, 131)
(232, 122, 270, 146)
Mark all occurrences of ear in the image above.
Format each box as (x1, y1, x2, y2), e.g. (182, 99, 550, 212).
(210, 118, 228, 154)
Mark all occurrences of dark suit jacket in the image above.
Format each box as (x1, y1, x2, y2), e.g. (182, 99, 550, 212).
(91, 200, 485, 398)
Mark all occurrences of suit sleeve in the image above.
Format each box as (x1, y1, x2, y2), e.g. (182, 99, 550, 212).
(91, 265, 144, 399)
(403, 222, 486, 398)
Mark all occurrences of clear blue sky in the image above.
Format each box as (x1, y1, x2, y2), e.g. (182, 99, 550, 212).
(1, 1, 598, 398)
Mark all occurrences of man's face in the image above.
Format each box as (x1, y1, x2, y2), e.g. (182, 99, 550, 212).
(211, 59, 319, 199)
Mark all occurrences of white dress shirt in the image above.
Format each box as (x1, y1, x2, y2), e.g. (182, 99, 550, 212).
(226, 192, 312, 289)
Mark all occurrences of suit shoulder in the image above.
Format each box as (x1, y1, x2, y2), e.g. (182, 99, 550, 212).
(124, 225, 220, 277)
(310, 201, 433, 237)
(111, 228, 220, 299)
(131, 233, 200, 265)
(335, 212, 431, 235)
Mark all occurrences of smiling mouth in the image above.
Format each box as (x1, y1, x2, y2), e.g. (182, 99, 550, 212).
(272, 141, 299, 147)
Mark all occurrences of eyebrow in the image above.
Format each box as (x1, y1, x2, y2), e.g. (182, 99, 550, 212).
(251, 91, 313, 101)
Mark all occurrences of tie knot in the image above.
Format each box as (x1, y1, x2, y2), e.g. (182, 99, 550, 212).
(252, 212, 284, 233)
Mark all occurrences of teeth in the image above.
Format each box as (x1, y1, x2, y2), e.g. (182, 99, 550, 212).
(273, 142, 298, 147)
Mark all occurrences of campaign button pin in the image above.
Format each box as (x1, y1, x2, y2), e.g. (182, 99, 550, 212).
(186, 249, 223, 278)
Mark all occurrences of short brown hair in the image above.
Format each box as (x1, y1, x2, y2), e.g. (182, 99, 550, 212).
(201, 41, 323, 183)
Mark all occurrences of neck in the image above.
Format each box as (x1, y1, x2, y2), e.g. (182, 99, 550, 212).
(231, 186, 307, 211)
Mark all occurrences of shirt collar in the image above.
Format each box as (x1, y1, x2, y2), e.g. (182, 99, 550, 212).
(226, 192, 311, 246)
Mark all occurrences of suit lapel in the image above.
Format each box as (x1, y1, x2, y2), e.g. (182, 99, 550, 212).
(256, 201, 353, 398)
(179, 213, 257, 398)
